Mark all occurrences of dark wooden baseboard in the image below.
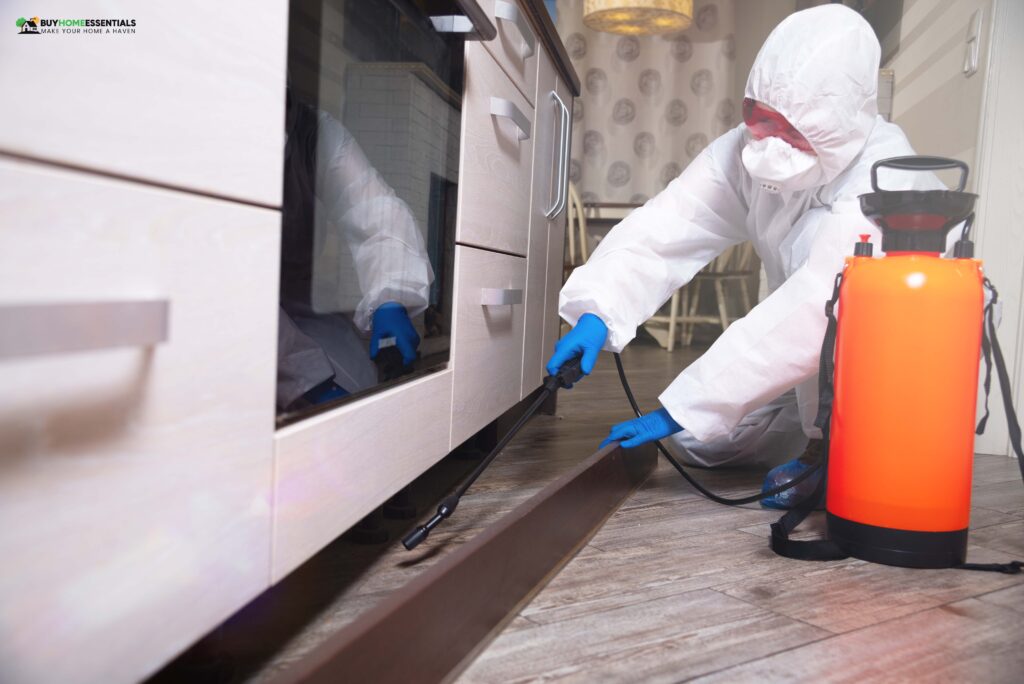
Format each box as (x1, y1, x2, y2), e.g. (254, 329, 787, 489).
(273, 442, 656, 684)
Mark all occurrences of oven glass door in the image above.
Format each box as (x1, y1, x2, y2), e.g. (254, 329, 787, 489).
(278, 0, 466, 424)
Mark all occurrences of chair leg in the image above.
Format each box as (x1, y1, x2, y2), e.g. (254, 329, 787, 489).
(567, 210, 576, 266)
(667, 290, 679, 352)
(739, 278, 753, 314)
(714, 279, 730, 332)
(684, 280, 701, 345)
(579, 214, 589, 262)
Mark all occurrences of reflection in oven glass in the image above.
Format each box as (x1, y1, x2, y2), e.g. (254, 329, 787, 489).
(277, 0, 463, 423)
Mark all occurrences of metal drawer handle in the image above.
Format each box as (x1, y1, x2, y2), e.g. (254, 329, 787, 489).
(490, 97, 531, 141)
(430, 15, 475, 33)
(494, 0, 536, 59)
(480, 288, 523, 306)
(0, 300, 170, 360)
(546, 90, 571, 219)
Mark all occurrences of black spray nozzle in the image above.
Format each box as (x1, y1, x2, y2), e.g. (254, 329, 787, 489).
(401, 495, 459, 550)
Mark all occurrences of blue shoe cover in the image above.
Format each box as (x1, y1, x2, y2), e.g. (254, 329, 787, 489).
(760, 457, 824, 510)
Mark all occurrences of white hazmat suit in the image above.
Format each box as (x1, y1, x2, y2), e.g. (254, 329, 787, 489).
(559, 5, 940, 467)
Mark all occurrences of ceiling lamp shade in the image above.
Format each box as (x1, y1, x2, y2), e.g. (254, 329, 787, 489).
(583, 0, 693, 35)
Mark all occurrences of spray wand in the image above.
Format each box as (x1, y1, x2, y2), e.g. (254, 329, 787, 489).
(402, 356, 584, 550)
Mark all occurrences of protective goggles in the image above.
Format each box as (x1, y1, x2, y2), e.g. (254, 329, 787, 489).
(742, 98, 814, 153)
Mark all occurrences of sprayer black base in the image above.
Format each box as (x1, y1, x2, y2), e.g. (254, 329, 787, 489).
(827, 513, 968, 569)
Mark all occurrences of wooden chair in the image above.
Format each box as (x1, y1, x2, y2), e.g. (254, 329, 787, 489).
(676, 242, 757, 346)
(641, 242, 756, 351)
(565, 182, 589, 271)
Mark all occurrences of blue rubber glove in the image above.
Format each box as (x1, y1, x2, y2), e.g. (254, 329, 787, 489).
(546, 313, 608, 382)
(370, 301, 420, 366)
(601, 408, 683, 449)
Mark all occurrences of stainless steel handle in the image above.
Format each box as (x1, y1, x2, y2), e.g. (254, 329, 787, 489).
(490, 97, 531, 141)
(430, 15, 475, 33)
(546, 91, 571, 219)
(494, 0, 535, 58)
(429, 0, 497, 40)
(0, 300, 170, 360)
(480, 288, 523, 306)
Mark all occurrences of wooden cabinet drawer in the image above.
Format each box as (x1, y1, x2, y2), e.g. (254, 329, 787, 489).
(0, 158, 279, 684)
(457, 41, 534, 257)
(451, 246, 527, 447)
(0, 2, 288, 206)
(272, 369, 453, 582)
(482, 0, 540, 106)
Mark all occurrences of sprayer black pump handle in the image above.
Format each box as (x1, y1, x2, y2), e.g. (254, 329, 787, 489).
(871, 156, 969, 193)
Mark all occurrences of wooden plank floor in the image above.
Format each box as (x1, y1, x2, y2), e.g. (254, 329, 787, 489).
(152, 341, 1024, 683)
(456, 345, 1024, 683)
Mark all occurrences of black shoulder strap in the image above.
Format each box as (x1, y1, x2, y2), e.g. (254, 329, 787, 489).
(770, 273, 848, 561)
(963, 281, 1024, 574)
(979, 279, 1024, 469)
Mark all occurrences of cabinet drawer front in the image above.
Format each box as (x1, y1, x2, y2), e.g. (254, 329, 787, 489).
(0, 159, 279, 684)
(521, 49, 565, 397)
(0, 2, 287, 206)
(451, 246, 527, 447)
(457, 42, 534, 257)
(483, 0, 540, 106)
(272, 369, 453, 582)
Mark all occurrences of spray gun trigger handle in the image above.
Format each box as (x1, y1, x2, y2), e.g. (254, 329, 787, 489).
(556, 355, 585, 388)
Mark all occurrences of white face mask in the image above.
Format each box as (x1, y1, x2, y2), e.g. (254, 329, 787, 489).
(741, 135, 824, 194)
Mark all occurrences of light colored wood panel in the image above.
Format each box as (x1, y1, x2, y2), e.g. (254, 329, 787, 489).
(518, 529, 840, 627)
(970, 518, 1024, 556)
(272, 369, 454, 582)
(977, 582, 1024, 614)
(973, 478, 1024, 515)
(457, 588, 827, 683)
(720, 543, 1023, 634)
(450, 246, 527, 446)
(694, 597, 1024, 684)
(0, 158, 279, 684)
(974, 453, 1024, 484)
(456, 41, 534, 256)
(0, 2, 287, 205)
(482, 0, 540, 106)
(521, 49, 560, 398)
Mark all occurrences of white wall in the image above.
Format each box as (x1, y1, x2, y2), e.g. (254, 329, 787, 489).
(889, 0, 991, 188)
(888, 0, 1024, 457)
(732, 0, 795, 105)
(971, 0, 1024, 458)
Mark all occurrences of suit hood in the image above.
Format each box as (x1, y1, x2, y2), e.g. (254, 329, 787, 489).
(745, 4, 881, 184)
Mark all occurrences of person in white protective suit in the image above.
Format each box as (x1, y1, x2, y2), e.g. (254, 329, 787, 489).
(546, 4, 943, 506)
(278, 93, 433, 410)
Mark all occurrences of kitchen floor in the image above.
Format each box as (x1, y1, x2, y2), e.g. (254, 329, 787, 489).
(152, 341, 1024, 683)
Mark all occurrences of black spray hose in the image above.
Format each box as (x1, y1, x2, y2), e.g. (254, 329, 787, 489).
(613, 352, 823, 506)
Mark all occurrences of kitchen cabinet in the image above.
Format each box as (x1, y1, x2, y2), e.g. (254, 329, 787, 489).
(0, 2, 577, 681)
(0, 158, 279, 684)
(0, 2, 288, 207)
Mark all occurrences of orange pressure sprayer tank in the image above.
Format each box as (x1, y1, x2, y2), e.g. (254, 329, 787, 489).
(826, 156, 983, 568)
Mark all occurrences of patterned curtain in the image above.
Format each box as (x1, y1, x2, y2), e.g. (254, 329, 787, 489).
(557, 0, 737, 204)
